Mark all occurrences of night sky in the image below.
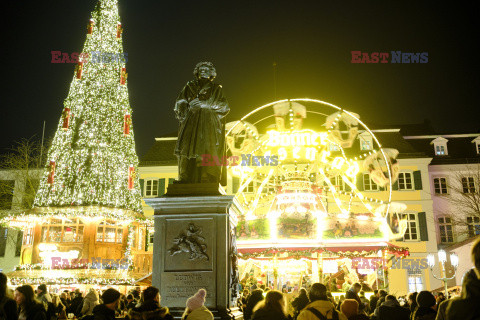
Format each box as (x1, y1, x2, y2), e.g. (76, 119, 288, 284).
(2, 1, 480, 157)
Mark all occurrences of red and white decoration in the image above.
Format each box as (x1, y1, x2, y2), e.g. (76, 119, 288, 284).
(75, 62, 84, 80)
(87, 19, 95, 37)
(128, 166, 135, 190)
(47, 161, 56, 184)
(62, 107, 71, 130)
(120, 67, 127, 85)
(116, 23, 123, 39)
(123, 114, 131, 136)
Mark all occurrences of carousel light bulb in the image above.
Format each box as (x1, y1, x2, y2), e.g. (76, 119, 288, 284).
(427, 254, 435, 268)
(450, 253, 459, 268)
(438, 250, 447, 263)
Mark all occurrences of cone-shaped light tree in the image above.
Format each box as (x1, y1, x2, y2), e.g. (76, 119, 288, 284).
(33, 0, 143, 219)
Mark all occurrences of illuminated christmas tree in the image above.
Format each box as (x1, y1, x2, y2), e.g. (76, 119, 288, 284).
(33, 0, 142, 218)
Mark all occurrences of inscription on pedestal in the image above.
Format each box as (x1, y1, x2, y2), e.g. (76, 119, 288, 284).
(162, 272, 215, 308)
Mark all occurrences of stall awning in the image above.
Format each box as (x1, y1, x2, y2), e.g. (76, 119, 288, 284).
(237, 242, 409, 259)
(6, 268, 148, 286)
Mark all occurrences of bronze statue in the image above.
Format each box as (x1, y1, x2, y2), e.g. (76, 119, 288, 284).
(174, 62, 229, 184)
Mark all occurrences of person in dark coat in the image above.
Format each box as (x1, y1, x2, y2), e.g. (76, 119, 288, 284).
(412, 291, 436, 320)
(244, 289, 264, 320)
(406, 292, 417, 320)
(0, 273, 18, 320)
(369, 290, 379, 315)
(291, 288, 309, 319)
(92, 288, 120, 320)
(128, 286, 172, 320)
(445, 237, 480, 320)
(67, 290, 83, 317)
(14, 285, 46, 320)
(345, 284, 365, 312)
(445, 268, 480, 320)
(378, 295, 410, 320)
(252, 290, 291, 320)
(60, 292, 69, 310)
(435, 299, 448, 320)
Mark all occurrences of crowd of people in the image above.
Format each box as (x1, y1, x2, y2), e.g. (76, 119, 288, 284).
(239, 237, 480, 320)
(0, 276, 214, 320)
(1, 238, 479, 320)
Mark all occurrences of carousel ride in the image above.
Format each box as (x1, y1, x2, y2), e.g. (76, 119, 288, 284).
(225, 99, 410, 290)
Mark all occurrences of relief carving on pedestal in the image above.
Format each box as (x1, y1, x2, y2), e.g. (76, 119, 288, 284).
(168, 223, 209, 261)
(229, 226, 240, 301)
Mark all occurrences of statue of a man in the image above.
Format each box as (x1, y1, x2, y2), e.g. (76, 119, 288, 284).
(174, 62, 230, 184)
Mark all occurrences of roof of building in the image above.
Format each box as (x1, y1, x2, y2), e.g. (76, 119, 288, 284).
(140, 137, 177, 166)
(404, 135, 480, 165)
(140, 124, 480, 166)
(373, 131, 427, 158)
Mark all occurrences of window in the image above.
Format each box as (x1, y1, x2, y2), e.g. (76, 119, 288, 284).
(433, 177, 448, 195)
(0, 180, 15, 210)
(144, 179, 158, 197)
(467, 216, 480, 237)
(15, 231, 23, 257)
(402, 213, 419, 241)
(431, 138, 448, 156)
(23, 228, 33, 245)
(137, 227, 144, 250)
(462, 177, 476, 193)
(360, 139, 372, 151)
(0, 227, 7, 257)
(329, 143, 340, 151)
(359, 133, 373, 151)
(41, 218, 84, 243)
(435, 145, 446, 155)
(477, 143, 480, 155)
(398, 172, 414, 190)
(261, 182, 275, 194)
(407, 269, 424, 292)
(96, 220, 123, 243)
(438, 217, 454, 243)
(245, 181, 254, 193)
(363, 174, 379, 191)
(330, 176, 346, 192)
(148, 227, 154, 245)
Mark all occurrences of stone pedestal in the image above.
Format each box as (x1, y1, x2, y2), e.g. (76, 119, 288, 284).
(145, 193, 243, 320)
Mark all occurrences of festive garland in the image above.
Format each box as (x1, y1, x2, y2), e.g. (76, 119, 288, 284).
(14, 262, 134, 272)
(237, 245, 409, 260)
(9, 276, 136, 286)
(1, 205, 152, 229)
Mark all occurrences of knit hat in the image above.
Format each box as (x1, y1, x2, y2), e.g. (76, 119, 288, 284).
(186, 289, 206, 311)
(341, 299, 359, 318)
(416, 291, 436, 308)
(102, 288, 121, 305)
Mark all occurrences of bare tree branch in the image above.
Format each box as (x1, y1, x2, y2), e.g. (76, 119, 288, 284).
(0, 137, 47, 247)
(439, 164, 480, 238)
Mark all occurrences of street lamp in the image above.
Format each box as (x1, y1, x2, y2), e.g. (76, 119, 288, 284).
(427, 249, 459, 298)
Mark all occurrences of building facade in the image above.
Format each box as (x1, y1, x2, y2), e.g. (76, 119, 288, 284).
(137, 126, 447, 296)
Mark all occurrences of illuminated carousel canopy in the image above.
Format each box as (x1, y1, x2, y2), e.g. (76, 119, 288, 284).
(226, 99, 409, 247)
